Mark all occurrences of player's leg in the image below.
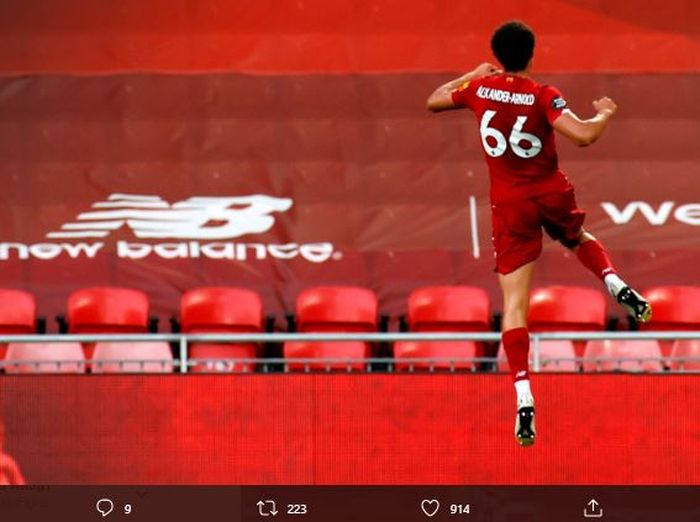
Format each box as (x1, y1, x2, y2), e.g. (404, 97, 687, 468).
(499, 261, 536, 447)
(573, 231, 651, 321)
(538, 189, 652, 322)
(492, 199, 541, 446)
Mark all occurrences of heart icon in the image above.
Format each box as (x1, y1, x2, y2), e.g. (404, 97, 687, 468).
(421, 499, 440, 517)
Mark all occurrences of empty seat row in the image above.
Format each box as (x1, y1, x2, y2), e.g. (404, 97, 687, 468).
(1, 285, 700, 373)
(498, 339, 700, 373)
(7, 337, 697, 374)
(5, 284, 700, 334)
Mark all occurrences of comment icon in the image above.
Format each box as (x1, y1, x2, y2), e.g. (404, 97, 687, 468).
(96, 498, 114, 518)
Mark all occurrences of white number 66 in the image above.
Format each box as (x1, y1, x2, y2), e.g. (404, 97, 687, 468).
(480, 110, 542, 159)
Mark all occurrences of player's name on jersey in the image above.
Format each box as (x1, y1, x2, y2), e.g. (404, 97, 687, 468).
(476, 86, 535, 106)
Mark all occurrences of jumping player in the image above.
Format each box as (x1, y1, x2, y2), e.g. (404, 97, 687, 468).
(426, 21, 651, 446)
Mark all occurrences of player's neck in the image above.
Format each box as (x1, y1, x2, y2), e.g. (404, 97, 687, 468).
(506, 70, 530, 78)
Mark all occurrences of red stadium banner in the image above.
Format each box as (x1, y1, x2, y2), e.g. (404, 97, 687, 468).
(0, 73, 698, 319)
(0, 0, 698, 75)
(1, 374, 699, 485)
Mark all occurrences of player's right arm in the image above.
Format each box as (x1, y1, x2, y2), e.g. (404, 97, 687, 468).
(426, 62, 501, 112)
(552, 97, 617, 147)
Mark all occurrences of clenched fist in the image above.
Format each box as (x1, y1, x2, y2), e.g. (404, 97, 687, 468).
(470, 62, 502, 78)
(593, 97, 617, 116)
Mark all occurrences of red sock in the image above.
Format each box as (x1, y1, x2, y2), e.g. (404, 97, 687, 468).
(576, 240, 616, 281)
(502, 327, 530, 382)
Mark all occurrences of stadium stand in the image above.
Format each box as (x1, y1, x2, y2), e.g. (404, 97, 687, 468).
(283, 286, 377, 371)
(181, 287, 264, 373)
(394, 286, 490, 370)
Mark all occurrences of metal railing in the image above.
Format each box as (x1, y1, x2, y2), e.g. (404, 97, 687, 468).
(0, 331, 699, 374)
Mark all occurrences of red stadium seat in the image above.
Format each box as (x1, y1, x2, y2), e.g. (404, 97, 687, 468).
(4, 342, 85, 374)
(283, 287, 377, 370)
(68, 287, 151, 359)
(181, 287, 263, 332)
(394, 286, 491, 370)
(529, 286, 608, 357)
(0, 289, 35, 332)
(68, 287, 150, 332)
(295, 286, 377, 332)
(529, 286, 607, 329)
(408, 286, 490, 331)
(0, 289, 36, 360)
(91, 342, 173, 373)
(642, 286, 700, 328)
(641, 287, 700, 358)
(497, 340, 577, 372)
(669, 339, 700, 372)
(181, 287, 263, 373)
(583, 340, 663, 373)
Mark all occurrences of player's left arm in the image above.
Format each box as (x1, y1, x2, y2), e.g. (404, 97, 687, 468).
(552, 97, 617, 147)
(426, 62, 502, 112)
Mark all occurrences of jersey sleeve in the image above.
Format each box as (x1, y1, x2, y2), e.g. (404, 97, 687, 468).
(541, 85, 569, 125)
(451, 79, 475, 109)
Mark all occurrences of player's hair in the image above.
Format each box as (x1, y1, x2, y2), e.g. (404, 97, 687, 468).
(491, 20, 535, 72)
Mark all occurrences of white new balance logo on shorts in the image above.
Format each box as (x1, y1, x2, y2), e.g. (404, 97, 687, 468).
(47, 193, 293, 240)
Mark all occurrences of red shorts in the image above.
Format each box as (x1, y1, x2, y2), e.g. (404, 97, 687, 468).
(491, 188, 586, 274)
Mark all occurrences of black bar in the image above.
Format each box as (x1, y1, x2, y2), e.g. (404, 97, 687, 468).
(0, 486, 698, 521)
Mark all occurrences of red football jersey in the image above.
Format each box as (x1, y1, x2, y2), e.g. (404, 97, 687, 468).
(452, 73, 572, 203)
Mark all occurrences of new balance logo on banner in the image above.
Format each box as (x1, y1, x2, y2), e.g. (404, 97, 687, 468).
(47, 193, 293, 240)
(1, 193, 337, 263)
